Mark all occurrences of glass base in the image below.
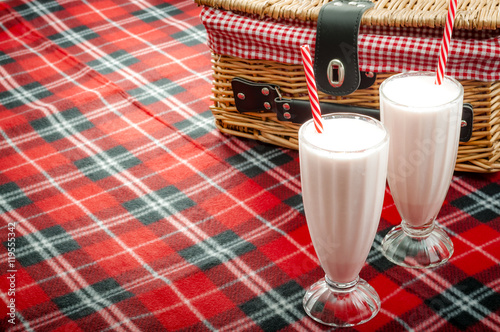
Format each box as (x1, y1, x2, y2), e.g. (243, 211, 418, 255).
(381, 220, 454, 269)
(303, 275, 380, 327)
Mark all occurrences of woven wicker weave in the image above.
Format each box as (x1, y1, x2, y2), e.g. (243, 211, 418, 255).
(197, 0, 500, 172)
(197, 0, 500, 29)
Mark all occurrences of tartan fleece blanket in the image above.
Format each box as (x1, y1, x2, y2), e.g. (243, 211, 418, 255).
(0, 0, 499, 331)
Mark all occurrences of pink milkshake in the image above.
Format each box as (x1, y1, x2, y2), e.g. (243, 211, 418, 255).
(380, 71, 463, 268)
(300, 113, 389, 327)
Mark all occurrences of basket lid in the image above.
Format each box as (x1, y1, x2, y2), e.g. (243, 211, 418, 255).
(194, 0, 500, 30)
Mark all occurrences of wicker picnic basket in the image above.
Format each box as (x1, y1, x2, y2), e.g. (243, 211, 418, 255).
(196, 0, 500, 172)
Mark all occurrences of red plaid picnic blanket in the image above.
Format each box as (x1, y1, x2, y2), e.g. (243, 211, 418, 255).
(200, 6, 500, 81)
(1, 1, 499, 331)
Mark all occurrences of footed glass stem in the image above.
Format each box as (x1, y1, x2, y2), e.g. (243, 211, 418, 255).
(382, 220, 454, 269)
(303, 275, 380, 327)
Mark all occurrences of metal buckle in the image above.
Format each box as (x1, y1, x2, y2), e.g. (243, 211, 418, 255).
(327, 59, 345, 88)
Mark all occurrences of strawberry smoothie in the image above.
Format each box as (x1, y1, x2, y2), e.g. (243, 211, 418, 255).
(380, 72, 463, 227)
(299, 114, 389, 284)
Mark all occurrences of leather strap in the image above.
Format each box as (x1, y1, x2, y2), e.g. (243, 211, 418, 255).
(461, 103, 473, 142)
(230, 77, 474, 143)
(314, 0, 374, 96)
(275, 98, 379, 123)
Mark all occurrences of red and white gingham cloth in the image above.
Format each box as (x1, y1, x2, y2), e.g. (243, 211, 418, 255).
(200, 6, 500, 82)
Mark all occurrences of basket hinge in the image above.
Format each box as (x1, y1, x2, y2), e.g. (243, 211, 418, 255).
(314, 0, 375, 96)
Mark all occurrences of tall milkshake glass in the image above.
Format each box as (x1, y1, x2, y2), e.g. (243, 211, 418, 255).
(300, 113, 389, 327)
(379, 72, 463, 269)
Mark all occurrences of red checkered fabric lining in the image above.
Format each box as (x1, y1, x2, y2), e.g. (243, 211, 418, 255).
(200, 6, 500, 81)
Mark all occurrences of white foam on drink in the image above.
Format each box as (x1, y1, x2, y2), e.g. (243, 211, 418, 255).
(304, 118, 386, 152)
(382, 75, 460, 108)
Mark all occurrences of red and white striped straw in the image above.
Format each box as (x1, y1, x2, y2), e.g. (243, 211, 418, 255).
(435, 0, 458, 85)
(300, 44, 324, 133)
